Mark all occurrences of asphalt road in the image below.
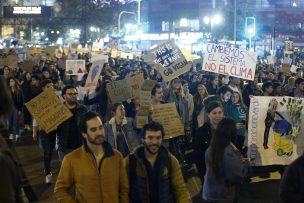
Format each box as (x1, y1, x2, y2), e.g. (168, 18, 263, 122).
(15, 135, 281, 203)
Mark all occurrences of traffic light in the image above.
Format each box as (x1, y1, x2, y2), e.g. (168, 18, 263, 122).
(245, 17, 256, 37)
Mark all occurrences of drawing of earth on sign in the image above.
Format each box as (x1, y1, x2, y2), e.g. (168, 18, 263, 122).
(90, 65, 100, 82)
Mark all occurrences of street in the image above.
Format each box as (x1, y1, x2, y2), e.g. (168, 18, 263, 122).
(15, 135, 281, 203)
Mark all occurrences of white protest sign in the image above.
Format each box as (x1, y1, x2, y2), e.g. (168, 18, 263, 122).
(120, 51, 133, 59)
(66, 60, 86, 75)
(111, 49, 120, 58)
(248, 96, 304, 166)
(90, 54, 109, 63)
(203, 43, 257, 81)
(267, 56, 276, 65)
(85, 60, 105, 91)
(148, 40, 192, 82)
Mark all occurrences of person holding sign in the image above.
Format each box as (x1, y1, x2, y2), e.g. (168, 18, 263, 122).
(32, 79, 57, 184)
(125, 121, 191, 203)
(54, 111, 129, 203)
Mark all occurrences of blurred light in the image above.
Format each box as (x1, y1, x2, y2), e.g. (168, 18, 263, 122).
(247, 28, 254, 35)
(90, 26, 95, 32)
(41, 32, 45, 36)
(57, 37, 63, 45)
(104, 36, 110, 43)
(56, 31, 60, 34)
(137, 29, 143, 35)
(204, 16, 210, 25)
(214, 15, 222, 25)
(180, 18, 188, 27)
(125, 24, 133, 30)
(36, 27, 39, 30)
(51, 30, 54, 34)
(293, 1, 297, 7)
(45, 37, 49, 41)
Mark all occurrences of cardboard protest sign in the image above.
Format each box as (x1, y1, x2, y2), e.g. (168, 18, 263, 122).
(136, 115, 149, 129)
(26, 88, 73, 133)
(107, 75, 144, 103)
(248, 96, 304, 166)
(281, 64, 291, 73)
(148, 40, 192, 82)
(85, 60, 105, 91)
(23, 60, 36, 72)
(107, 79, 133, 103)
(90, 54, 109, 63)
(152, 103, 185, 139)
(120, 51, 134, 59)
(66, 60, 86, 75)
(70, 43, 79, 53)
(111, 49, 120, 58)
(126, 75, 145, 98)
(182, 50, 201, 61)
(133, 50, 142, 58)
(203, 43, 257, 80)
(267, 56, 276, 65)
(140, 80, 157, 106)
(44, 46, 58, 57)
(0, 49, 18, 68)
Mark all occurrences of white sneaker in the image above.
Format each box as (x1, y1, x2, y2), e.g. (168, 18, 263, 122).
(45, 173, 53, 184)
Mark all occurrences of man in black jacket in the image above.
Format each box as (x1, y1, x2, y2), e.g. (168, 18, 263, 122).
(279, 153, 304, 203)
(57, 85, 87, 161)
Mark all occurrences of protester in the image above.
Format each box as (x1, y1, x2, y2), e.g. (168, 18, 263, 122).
(279, 152, 304, 203)
(0, 76, 24, 202)
(8, 77, 24, 143)
(287, 77, 304, 97)
(206, 75, 219, 95)
(217, 85, 233, 116)
(32, 79, 56, 184)
(104, 103, 137, 157)
(125, 121, 191, 203)
(203, 118, 250, 203)
(54, 111, 129, 203)
(21, 72, 33, 131)
(56, 85, 88, 161)
(193, 84, 209, 129)
(193, 101, 224, 183)
(227, 91, 248, 151)
(262, 82, 274, 96)
(228, 76, 241, 93)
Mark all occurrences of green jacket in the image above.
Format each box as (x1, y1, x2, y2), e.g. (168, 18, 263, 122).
(125, 145, 191, 203)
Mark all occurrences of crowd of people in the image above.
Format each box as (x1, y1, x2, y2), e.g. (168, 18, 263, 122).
(0, 47, 304, 203)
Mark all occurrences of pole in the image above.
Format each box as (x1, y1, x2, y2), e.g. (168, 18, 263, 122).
(234, 0, 236, 47)
(249, 36, 252, 51)
(137, 0, 141, 25)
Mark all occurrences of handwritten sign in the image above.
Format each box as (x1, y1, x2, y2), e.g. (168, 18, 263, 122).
(66, 60, 86, 75)
(111, 49, 120, 58)
(203, 43, 257, 80)
(26, 88, 72, 133)
(23, 59, 35, 72)
(0, 54, 18, 68)
(107, 75, 144, 103)
(149, 40, 191, 82)
(126, 75, 144, 98)
(120, 51, 133, 59)
(85, 60, 104, 91)
(153, 103, 184, 139)
(90, 54, 109, 63)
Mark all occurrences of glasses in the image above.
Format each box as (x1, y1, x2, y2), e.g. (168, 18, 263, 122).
(66, 93, 78, 96)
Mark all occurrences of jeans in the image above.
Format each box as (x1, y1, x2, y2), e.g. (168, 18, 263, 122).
(9, 110, 19, 137)
(39, 131, 56, 175)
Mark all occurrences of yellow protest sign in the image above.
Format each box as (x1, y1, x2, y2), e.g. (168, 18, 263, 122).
(153, 103, 184, 139)
(25, 88, 73, 133)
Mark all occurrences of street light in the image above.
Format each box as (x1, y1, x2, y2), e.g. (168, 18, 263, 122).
(118, 11, 137, 36)
(203, 15, 223, 40)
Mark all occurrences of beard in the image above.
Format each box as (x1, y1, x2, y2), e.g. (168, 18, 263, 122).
(143, 142, 160, 155)
(87, 135, 104, 145)
(67, 100, 77, 105)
